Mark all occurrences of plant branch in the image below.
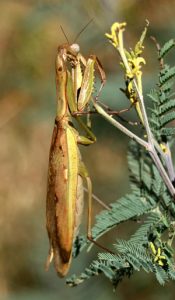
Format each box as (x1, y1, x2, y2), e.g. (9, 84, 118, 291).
(94, 100, 175, 198)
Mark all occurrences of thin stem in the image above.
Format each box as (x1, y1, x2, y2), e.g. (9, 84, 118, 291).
(94, 100, 175, 198)
(162, 143, 175, 182)
(84, 187, 111, 210)
(118, 45, 153, 142)
(117, 36, 175, 197)
(133, 81, 153, 142)
(149, 149, 175, 198)
(93, 100, 148, 148)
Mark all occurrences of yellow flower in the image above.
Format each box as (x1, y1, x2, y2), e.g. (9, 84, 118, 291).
(150, 242, 166, 267)
(160, 143, 168, 153)
(127, 57, 146, 78)
(105, 22, 126, 48)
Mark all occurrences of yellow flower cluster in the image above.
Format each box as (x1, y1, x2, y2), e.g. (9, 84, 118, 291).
(149, 242, 166, 267)
(105, 22, 147, 125)
(127, 57, 146, 79)
(105, 22, 126, 48)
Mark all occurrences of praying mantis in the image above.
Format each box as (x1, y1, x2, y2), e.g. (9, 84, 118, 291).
(46, 36, 106, 277)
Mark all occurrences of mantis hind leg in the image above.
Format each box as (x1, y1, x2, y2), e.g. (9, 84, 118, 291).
(79, 159, 114, 254)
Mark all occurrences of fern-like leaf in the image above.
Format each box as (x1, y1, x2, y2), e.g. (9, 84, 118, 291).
(159, 66, 175, 87)
(160, 111, 175, 127)
(161, 127, 175, 136)
(159, 99, 175, 114)
(154, 265, 169, 285)
(159, 39, 175, 59)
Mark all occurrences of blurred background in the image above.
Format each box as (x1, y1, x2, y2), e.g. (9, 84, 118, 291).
(1, 0, 175, 299)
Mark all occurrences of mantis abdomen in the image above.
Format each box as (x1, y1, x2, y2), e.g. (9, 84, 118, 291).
(46, 118, 84, 277)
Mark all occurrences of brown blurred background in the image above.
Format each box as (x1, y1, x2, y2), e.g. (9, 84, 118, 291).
(1, 1, 175, 299)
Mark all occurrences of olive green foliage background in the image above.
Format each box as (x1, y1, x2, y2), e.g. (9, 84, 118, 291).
(1, 0, 175, 299)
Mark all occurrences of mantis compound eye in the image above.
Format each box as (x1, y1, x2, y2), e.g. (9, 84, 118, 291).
(70, 43, 80, 54)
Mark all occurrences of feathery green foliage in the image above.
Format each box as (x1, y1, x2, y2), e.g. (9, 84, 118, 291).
(148, 39, 175, 139)
(66, 26, 175, 289)
(159, 39, 175, 59)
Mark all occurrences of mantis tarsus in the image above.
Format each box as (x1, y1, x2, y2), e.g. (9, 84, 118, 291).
(46, 40, 106, 277)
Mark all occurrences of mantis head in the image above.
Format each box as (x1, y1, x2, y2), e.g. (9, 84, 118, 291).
(69, 43, 80, 55)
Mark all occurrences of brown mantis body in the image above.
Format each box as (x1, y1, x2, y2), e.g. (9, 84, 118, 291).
(46, 42, 105, 277)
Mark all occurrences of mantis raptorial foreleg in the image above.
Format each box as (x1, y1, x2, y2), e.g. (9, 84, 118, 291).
(75, 54, 106, 111)
(96, 100, 141, 126)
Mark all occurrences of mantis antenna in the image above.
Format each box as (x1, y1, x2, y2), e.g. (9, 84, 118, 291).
(60, 25, 70, 44)
(60, 19, 94, 45)
(74, 18, 93, 43)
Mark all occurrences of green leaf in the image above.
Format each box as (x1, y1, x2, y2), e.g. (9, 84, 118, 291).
(159, 39, 175, 59)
